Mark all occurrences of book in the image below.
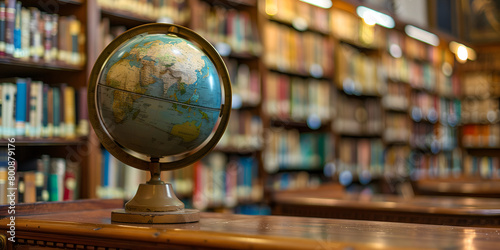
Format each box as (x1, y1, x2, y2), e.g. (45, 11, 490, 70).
(12, 1, 21, 58)
(64, 85, 75, 138)
(0, 2, 5, 56)
(2, 82, 15, 137)
(13, 77, 27, 136)
(48, 158, 65, 201)
(4, 0, 15, 56)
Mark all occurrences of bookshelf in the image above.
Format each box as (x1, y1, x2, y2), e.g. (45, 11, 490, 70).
(4, 0, 498, 211)
(0, 0, 90, 204)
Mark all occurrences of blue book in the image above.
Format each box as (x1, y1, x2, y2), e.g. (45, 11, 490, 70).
(14, 78, 27, 136)
(52, 87, 60, 136)
(102, 149, 110, 187)
(13, 1, 21, 58)
(42, 84, 49, 137)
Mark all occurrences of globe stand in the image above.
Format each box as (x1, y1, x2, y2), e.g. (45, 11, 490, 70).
(111, 159, 200, 224)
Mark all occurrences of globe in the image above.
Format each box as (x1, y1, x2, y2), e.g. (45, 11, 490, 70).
(98, 33, 222, 158)
(87, 24, 231, 223)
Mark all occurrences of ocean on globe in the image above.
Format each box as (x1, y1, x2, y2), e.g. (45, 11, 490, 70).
(97, 33, 222, 157)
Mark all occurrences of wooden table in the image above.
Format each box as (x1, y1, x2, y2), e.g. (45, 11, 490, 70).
(2, 200, 500, 249)
(272, 185, 500, 227)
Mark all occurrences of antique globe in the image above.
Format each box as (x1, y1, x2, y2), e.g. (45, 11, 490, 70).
(88, 23, 231, 223)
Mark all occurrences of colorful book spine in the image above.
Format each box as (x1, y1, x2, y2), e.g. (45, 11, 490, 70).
(14, 78, 27, 136)
(12, 1, 21, 58)
(0, 2, 5, 56)
(5, 0, 15, 56)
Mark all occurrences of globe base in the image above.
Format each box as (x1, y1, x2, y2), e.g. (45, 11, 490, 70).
(111, 181, 200, 224)
(111, 208, 200, 224)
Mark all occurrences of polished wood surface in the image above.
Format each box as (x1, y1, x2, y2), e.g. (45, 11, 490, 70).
(272, 185, 500, 227)
(2, 202, 500, 249)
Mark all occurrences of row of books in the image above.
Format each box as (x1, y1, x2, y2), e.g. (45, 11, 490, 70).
(264, 21, 330, 77)
(462, 73, 500, 98)
(192, 153, 262, 210)
(263, 129, 333, 173)
(0, 153, 80, 204)
(331, 8, 385, 48)
(267, 171, 322, 191)
(334, 94, 382, 135)
(97, 0, 189, 24)
(384, 113, 410, 143)
(98, 149, 194, 200)
(410, 91, 461, 126)
(97, 18, 126, 54)
(263, 72, 331, 122)
(461, 98, 499, 124)
(410, 123, 458, 152)
(194, 2, 261, 56)
(225, 59, 261, 107)
(386, 29, 448, 64)
(217, 110, 263, 152)
(382, 54, 460, 97)
(0, 79, 88, 138)
(337, 138, 385, 181)
(461, 49, 500, 71)
(409, 150, 500, 180)
(384, 146, 411, 178)
(0, 2, 84, 66)
(408, 150, 462, 180)
(382, 81, 409, 111)
(462, 124, 500, 148)
(263, 0, 330, 34)
(336, 44, 384, 96)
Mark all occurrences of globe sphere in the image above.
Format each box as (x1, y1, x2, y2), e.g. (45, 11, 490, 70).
(88, 24, 231, 171)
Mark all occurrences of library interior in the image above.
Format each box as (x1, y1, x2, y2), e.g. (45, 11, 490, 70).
(1, 0, 500, 248)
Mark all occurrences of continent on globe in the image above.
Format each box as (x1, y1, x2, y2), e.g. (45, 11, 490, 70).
(96, 33, 223, 157)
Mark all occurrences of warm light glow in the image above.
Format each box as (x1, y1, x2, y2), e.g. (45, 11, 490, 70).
(356, 6, 395, 29)
(300, 0, 332, 9)
(265, 0, 278, 16)
(389, 44, 402, 58)
(457, 45, 468, 61)
(449, 41, 476, 61)
(405, 25, 440, 46)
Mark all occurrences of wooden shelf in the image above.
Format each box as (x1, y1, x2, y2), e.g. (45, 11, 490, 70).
(267, 16, 330, 36)
(414, 179, 500, 197)
(0, 137, 87, 146)
(100, 7, 156, 27)
(0, 57, 83, 77)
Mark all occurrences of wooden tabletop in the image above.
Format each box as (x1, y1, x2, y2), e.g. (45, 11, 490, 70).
(271, 185, 500, 226)
(2, 201, 500, 249)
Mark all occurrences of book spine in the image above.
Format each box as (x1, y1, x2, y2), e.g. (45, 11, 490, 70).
(0, 2, 5, 56)
(59, 84, 66, 137)
(64, 86, 75, 138)
(43, 13, 52, 62)
(51, 14, 58, 61)
(29, 7, 41, 62)
(20, 7, 29, 59)
(47, 87, 53, 137)
(5, 0, 15, 56)
(52, 87, 60, 137)
(34, 81, 43, 137)
(41, 84, 49, 137)
(63, 161, 78, 200)
(12, 1, 20, 58)
(35, 158, 45, 201)
(77, 87, 88, 136)
(14, 78, 26, 137)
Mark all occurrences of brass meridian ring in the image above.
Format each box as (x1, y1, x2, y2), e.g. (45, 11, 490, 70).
(88, 23, 232, 171)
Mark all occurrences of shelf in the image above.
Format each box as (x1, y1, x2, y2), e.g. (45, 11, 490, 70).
(414, 179, 500, 196)
(100, 7, 156, 27)
(0, 57, 83, 77)
(202, 0, 257, 7)
(214, 146, 261, 155)
(267, 16, 330, 36)
(0, 137, 87, 146)
(268, 67, 331, 80)
(338, 39, 380, 52)
(270, 118, 331, 131)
